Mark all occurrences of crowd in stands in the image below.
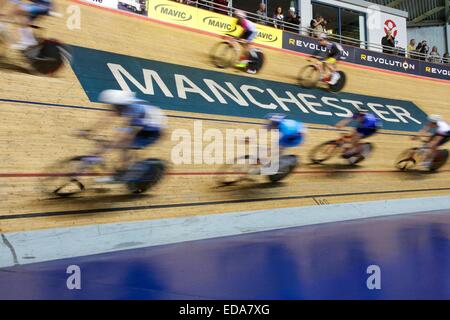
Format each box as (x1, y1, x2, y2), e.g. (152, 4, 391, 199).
(381, 30, 449, 64)
(406, 39, 449, 64)
(172, 1, 449, 65)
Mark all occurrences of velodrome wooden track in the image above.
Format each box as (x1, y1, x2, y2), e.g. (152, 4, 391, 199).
(1, 0, 450, 233)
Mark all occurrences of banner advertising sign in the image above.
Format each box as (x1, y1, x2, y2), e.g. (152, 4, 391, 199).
(353, 48, 421, 76)
(283, 32, 449, 82)
(282, 33, 354, 62)
(70, 45, 428, 132)
(82, 0, 118, 9)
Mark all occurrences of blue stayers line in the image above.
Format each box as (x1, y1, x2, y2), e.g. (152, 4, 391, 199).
(0, 98, 413, 137)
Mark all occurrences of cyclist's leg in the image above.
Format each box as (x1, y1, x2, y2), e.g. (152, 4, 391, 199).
(423, 134, 445, 166)
(11, 3, 48, 48)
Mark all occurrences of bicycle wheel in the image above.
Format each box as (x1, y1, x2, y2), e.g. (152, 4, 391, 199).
(246, 49, 264, 73)
(395, 148, 418, 171)
(328, 71, 347, 93)
(309, 140, 339, 164)
(429, 149, 449, 171)
(348, 143, 373, 165)
(298, 65, 321, 88)
(216, 155, 256, 186)
(41, 156, 89, 197)
(24, 39, 67, 75)
(124, 158, 166, 194)
(268, 155, 299, 183)
(210, 41, 236, 69)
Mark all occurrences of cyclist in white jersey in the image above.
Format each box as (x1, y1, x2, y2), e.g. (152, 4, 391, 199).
(413, 114, 450, 167)
(79, 90, 167, 182)
(233, 9, 258, 73)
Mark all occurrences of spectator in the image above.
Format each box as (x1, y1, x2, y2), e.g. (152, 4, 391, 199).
(381, 30, 395, 54)
(428, 46, 442, 64)
(256, 2, 268, 25)
(213, 0, 228, 14)
(416, 40, 429, 60)
(443, 52, 450, 64)
(407, 39, 416, 58)
(285, 8, 300, 33)
(273, 6, 284, 29)
(310, 15, 325, 38)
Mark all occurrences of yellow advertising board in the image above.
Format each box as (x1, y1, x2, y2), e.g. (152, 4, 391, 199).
(148, 0, 282, 49)
(147, 0, 197, 29)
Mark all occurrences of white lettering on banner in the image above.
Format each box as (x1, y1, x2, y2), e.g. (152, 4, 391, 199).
(175, 74, 215, 102)
(107, 63, 422, 126)
(297, 94, 332, 116)
(108, 63, 174, 97)
(290, 39, 350, 58)
(204, 79, 249, 106)
(365, 56, 415, 70)
(426, 67, 450, 77)
(240, 85, 277, 110)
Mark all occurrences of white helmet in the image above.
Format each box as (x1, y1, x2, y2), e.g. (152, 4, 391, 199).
(235, 9, 246, 19)
(98, 89, 136, 105)
(318, 32, 328, 40)
(427, 114, 442, 123)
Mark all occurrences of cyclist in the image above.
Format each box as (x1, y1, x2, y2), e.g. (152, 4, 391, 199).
(335, 109, 381, 164)
(413, 114, 450, 167)
(79, 90, 167, 182)
(233, 9, 258, 73)
(1, 0, 52, 50)
(312, 32, 344, 85)
(266, 113, 306, 152)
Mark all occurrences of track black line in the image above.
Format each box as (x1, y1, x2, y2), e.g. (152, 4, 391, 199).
(2, 187, 450, 221)
(0, 98, 414, 137)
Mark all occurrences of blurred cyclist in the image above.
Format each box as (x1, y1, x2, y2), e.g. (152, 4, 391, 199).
(79, 90, 167, 182)
(413, 114, 450, 167)
(312, 32, 344, 85)
(1, 0, 52, 50)
(335, 109, 381, 164)
(266, 113, 306, 153)
(233, 9, 258, 73)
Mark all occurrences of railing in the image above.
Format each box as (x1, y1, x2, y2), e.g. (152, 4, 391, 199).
(172, 0, 450, 65)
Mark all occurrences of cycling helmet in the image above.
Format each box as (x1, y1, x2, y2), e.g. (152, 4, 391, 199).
(427, 114, 442, 123)
(318, 33, 328, 40)
(265, 113, 286, 127)
(234, 9, 246, 19)
(98, 89, 136, 106)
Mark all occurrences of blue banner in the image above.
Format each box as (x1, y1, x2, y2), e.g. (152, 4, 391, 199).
(70, 45, 428, 132)
(282, 32, 450, 82)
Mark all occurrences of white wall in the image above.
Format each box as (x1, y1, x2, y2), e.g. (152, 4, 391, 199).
(408, 26, 448, 55)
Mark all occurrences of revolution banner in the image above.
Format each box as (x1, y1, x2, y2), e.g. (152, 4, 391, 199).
(282, 32, 449, 82)
(70, 45, 428, 132)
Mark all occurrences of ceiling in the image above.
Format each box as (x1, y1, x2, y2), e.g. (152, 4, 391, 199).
(364, 0, 449, 27)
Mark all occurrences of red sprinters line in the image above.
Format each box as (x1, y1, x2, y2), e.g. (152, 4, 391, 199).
(1, 169, 449, 178)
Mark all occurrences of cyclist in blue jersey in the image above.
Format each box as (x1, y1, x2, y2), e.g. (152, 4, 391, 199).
(79, 90, 167, 182)
(335, 109, 381, 163)
(1, 0, 52, 49)
(266, 113, 306, 151)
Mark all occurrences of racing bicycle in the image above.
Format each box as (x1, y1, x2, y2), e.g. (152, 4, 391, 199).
(298, 57, 346, 92)
(209, 33, 264, 74)
(42, 135, 166, 197)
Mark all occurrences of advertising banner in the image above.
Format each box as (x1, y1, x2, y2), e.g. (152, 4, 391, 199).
(147, 0, 197, 28)
(70, 45, 428, 132)
(81, 0, 119, 9)
(353, 48, 421, 76)
(282, 33, 355, 62)
(421, 62, 450, 81)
